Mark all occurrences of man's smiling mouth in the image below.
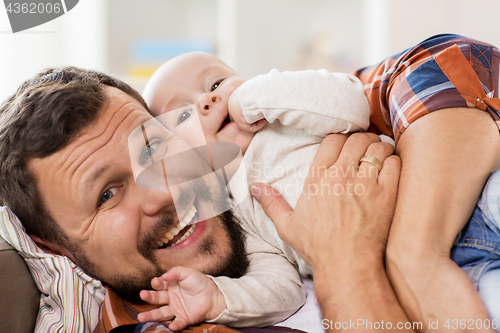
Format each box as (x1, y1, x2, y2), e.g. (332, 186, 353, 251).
(153, 204, 198, 249)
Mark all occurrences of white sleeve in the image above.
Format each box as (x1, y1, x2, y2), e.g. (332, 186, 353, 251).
(208, 214, 306, 327)
(238, 68, 371, 137)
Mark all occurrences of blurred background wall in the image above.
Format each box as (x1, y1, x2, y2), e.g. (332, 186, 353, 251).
(1, 0, 500, 102)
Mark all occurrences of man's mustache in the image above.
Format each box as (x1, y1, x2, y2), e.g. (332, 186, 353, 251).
(136, 177, 207, 259)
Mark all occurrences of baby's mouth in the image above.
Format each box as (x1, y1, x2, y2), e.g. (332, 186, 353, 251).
(152, 204, 198, 249)
(218, 116, 232, 132)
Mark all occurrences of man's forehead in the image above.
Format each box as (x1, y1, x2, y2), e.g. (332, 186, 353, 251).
(31, 87, 153, 177)
(103, 86, 150, 118)
(79, 87, 153, 137)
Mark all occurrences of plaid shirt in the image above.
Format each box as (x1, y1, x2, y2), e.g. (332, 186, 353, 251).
(354, 34, 500, 143)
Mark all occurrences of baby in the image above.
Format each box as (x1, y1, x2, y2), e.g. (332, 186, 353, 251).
(137, 52, 389, 330)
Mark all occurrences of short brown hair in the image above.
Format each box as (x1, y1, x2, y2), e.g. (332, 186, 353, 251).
(0, 66, 148, 244)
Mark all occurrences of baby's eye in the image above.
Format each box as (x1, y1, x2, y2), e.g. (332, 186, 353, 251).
(100, 187, 118, 206)
(211, 81, 222, 91)
(178, 110, 192, 124)
(142, 141, 158, 161)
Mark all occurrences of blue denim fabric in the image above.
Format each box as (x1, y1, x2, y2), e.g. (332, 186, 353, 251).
(451, 170, 500, 328)
(133, 322, 172, 333)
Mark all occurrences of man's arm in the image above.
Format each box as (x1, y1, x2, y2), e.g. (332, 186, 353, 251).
(386, 107, 500, 331)
(314, 255, 412, 332)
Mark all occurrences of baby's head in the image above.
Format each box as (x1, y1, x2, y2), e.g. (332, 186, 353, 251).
(143, 52, 254, 154)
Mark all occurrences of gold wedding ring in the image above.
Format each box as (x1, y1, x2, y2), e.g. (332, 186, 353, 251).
(360, 155, 382, 172)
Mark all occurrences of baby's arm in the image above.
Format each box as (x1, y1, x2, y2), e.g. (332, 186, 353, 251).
(208, 216, 306, 327)
(230, 69, 370, 137)
(138, 267, 226, 331)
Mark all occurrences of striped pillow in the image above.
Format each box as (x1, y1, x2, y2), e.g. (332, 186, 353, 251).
(0, 206, 105, 333)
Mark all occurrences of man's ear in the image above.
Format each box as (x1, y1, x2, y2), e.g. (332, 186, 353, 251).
(29, 235, 68, 256)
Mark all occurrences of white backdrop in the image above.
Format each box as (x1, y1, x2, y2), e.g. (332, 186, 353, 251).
(1, 0, 500, 102)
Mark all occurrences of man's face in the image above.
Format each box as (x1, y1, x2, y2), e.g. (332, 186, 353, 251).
(143, 52, 254, 154)
(29, 87, 247, 301)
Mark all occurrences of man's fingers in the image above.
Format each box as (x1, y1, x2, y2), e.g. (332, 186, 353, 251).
(378, 155, 401, 190)
(336, 132, 381, 169)
(250, 183, 293, 241)
(358, 142, 395, 179)
(309, 134, 347, 170)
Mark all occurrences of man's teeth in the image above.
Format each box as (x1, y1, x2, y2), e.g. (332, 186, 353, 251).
(154, 205, 198, 249)
(170, 224, 195, 247)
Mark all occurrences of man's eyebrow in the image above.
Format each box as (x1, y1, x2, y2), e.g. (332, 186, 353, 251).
(84, 163, 112, 201)
(90, 164, 111, 183)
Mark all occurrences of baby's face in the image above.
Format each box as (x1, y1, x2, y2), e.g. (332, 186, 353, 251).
(143, 52, 255, 154)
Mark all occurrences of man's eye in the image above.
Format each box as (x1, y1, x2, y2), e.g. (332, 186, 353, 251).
(100, 187, 118, 205)
(178, 110, 192, 124)
(211, 81, 222, 91)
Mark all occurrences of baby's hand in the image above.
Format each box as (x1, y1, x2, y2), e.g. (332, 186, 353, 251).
(138, 266, 226, 331)
(228, 87, 267, 133)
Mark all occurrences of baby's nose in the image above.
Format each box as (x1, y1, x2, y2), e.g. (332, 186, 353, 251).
(199, 93, 221, 115)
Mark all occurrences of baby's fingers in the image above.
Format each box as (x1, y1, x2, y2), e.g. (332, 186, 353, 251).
(162, 266, 198, 282)
(169, 315, 190, 332)
(245, 119, 267, 132)
(137, 306, 175, 323)
(140, 289, 170, 305)
(151, 276, 169, 290)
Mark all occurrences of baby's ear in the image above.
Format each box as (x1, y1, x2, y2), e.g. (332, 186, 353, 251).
(29, 234, 67, 256)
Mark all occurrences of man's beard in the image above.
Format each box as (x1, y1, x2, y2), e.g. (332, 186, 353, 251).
(70, 208, 249, 303)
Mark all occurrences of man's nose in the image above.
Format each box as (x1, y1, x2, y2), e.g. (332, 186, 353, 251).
(136, 181, 180, 217)
(198, 93, 221, 116)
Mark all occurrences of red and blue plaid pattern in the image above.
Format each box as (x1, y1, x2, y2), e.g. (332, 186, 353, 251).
(354, 34, 500, 143)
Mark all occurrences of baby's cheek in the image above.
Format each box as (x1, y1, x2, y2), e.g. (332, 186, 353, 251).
(181, 129, 211, 148)
(228, 88, 242, 116)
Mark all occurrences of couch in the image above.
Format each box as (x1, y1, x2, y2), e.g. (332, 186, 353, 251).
(0, 236, 39, 333)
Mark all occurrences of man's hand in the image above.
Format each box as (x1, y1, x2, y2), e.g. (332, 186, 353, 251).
(138, 266, 226, 331)
(228, 87, 267, 133)
(250, 133, 400, 268)
(250, 133, 409, 332)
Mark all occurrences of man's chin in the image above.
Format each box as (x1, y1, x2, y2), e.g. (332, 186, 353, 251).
(104, 266, 163, 303)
